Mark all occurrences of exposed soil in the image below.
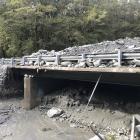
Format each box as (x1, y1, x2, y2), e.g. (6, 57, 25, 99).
(39, 83, 140, 140)
(1, 83, 140, 139)
(0, 98, 93, 140)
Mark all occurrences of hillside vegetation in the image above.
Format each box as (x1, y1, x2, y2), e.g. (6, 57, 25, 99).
(0, 0, 140, 57)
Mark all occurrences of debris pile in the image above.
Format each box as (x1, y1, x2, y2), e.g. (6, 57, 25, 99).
(0, 66, 22, 96)
(29, 37, 140, 57)
(0, 66, 10, 96)
(39, 86, 140, 140)
(0, 66, 8, 87)
(58, 37, 140, 55)
(25, 37, 140, 68)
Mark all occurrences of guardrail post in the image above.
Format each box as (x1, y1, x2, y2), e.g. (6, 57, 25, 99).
(37, 55, 41, 66)
(82, 54, 86, 61)
(11, 58, 14, 66)
(1, 58, 4, 65)
(55, 55, 60, 66)
(118, 49, 122, 67)
(21, 57, 26, 66)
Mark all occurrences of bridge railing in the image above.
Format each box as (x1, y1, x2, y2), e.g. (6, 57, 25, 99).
(0, 49, 140, 67)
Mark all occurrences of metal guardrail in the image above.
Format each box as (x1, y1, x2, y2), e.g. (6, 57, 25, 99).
(0, 49, 140, 67)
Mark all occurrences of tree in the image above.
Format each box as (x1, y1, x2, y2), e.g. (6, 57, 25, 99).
(0, 0, 140, 57)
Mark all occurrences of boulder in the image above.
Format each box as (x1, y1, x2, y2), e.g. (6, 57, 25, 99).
(40, 60, 45, 66)
(78, 62, 86, 68)
(135, 125, 140, 137)
(61, 61, 72, 67)
(45, 62, 55, 66)
(93, 60, 102, 67)
(127, 45, 136, 49)
(50, 50, 55, 55)
(86, 59, 93, 67)
(47, 107, 63, 118)
(28, 61, 34, 66)
(34, 61, 38, 66)
(70, 123, 77, 128)
(134, 114, 140, 122)
(133, 59, 140, 66)
(74, 61, 86, 68)
(115, 40, 125, 45)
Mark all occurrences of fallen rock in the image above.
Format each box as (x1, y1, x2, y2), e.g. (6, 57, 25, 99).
(47, 107, 63, 118)
(45, 62, 55, 66)
(127, 45, 136, 49)
(86, 58, 93, 67)
(40, 60, 45, 66)
(61, 61, 72, 67)
(28, 61, 34, 65)
(135, 125, 140, 137)
(70, 123, 77, 128)
(132, 59, 140, 66)
(75, 62, 86, 68)
(78, 61, 86, 68)
(131, 47, 140, 51)
(41, 127, 52, 132)
(86, 61, 93, 67)
(59, 118, 65, 122)
(135, 114, 140, 122)
(93, 60, 102, 67)
(34, 61, 38, 66)
(115, 39, 125, 45)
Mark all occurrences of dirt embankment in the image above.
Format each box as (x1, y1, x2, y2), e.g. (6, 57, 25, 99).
(0, 66, 23, 97)
(1, 83, 140, 140)
(39, 83, 140, 140)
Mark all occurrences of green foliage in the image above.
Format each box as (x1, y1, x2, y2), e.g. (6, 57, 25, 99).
(0, 0, 140, 57)
(86, 7, 107, 23)
(106, 134, 116, 140)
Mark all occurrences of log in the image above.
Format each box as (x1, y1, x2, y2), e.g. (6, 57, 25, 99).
(130, 116, 135, 140)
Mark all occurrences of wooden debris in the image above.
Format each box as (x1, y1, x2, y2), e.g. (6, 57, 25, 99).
(90, 126, 104, 140)
(130, 116, 135, 140)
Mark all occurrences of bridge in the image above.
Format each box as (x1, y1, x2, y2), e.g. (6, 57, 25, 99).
(1, 49, 140, 109)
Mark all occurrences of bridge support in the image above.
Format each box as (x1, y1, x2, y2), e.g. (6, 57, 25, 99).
(22, 75, 41, 110)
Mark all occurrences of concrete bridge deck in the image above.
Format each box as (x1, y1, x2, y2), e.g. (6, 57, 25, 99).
(1, 51, 140, 109)
(12, 65, 140, 73)
(12, 66, 140, 86)
(7, 66, 140, 110)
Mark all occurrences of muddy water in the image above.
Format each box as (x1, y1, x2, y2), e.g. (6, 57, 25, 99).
(0, 98, 93, 140)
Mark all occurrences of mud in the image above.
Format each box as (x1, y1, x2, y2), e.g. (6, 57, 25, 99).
(0, 98, 93, 140)
(39, 83, 140, 139)
(1, 83, 140, 140)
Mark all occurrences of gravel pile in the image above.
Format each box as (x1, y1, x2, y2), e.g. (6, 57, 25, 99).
(0, 66, 8, 87)
(0, 66, 22, 97)
(29, 37, 140, 57)
(58, 37, 140, 55)
(25, 37, 140, 68)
